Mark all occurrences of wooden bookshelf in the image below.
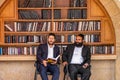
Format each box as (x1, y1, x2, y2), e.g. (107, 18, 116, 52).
(0, 55, 117, 61)
(0, 55, 36, 61)
(0, 0, 116, 61)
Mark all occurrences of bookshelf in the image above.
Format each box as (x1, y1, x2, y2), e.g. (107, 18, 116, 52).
(0, 0, 116, 61)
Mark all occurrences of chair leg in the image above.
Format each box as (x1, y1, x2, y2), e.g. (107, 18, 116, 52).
(34, 69, 37, 80)
(63, 74, 69, 80)
(63, 75, 66, 80)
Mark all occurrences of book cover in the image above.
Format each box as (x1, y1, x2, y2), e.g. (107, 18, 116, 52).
(4, 24, 13, 31)
(0, 48, 2, 55)
(46, 55, 60, 63)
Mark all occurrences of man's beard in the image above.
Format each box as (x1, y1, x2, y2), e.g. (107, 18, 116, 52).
(48, 41, 54, 45)
(74, 42, 83, 47)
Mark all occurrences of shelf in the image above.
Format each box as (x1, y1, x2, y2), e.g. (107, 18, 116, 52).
(4, 19, 52, 22)
(4, 31, 101, 35)
(57, 42, 115, 45)
(18, 8, 53, 10)
(84, 42, 115, 45)
(53, 19, 101, 21)
(0, 55, 36, 61)
(0, 55, 117, 61)
(4, 19, 101, 22)
(5, 32, 52, 35)
(18, 7, 87, 10)
(92, 54, 117, 60)
(0, 42, 114, 46)
(0, 43, 40, 46)
(53, 7, 87, 9)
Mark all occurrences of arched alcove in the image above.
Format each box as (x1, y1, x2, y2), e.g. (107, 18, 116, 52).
(0, 0, 120, 80)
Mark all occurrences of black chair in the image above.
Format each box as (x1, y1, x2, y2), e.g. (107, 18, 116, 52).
(34, 61, 59, 80)
(63, 65, 81, 80)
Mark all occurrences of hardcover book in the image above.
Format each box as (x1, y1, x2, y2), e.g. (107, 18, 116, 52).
(46, 55, 60, 63)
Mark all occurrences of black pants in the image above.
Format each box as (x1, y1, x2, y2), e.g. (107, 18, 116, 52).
(68, 64, 91, 80)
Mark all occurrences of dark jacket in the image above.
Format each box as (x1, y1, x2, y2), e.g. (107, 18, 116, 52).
(36, 43, 60, 64)
(62, 44, 91, 65)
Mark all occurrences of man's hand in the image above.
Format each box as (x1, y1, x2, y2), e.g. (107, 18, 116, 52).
(63, 61, 68, 66)
(82, 63, 89, 69)
(42, 60, 48, 67)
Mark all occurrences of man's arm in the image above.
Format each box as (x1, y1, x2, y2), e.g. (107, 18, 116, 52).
(51, 46, 60, 64)
(83, 47, 91, 68)
(86, 47, 91, 65)
(62, 45, 70, 66)
(36, 45, 44, 63)
(37, 44, 48, 66)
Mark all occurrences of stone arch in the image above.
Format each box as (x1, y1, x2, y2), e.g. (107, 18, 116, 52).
(99, 1, 120, 80)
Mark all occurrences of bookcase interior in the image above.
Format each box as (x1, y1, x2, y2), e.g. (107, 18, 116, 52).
(0, 0, 116, 60)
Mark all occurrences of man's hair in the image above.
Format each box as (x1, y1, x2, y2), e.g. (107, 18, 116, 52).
(48, 33, 56, 39)
(77, 34, 84, 40)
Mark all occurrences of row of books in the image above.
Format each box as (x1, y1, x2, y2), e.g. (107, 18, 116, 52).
(68, 34, 100, 43)
(0, 45, 65, 55)
(0, 45, 114, 55)
(5, 22, 51, 32)
(18, 10, 52, 19)
(58, 45, 67, 54)
(5, 35, 64, 43)
(19, 10, 61, 19)
(5, 21, 100, 32)
(90, 45, 114, 54)
(69, 0, 87, 7)
(58, 45, 114, 55)
(0, 45, 66, 55)
(68, 9, 87, 19)
(18, 9, 86, 19)
(18, 0, 87, 8)
(54, 10, 61, 19)
(5, 34, 100, 43)
(53, 21, 101, 31)
(0, 46, 37, 55)
(5, 35, 47, 43)
(59, 45, 114, 54)
(18, 0, 52, 8)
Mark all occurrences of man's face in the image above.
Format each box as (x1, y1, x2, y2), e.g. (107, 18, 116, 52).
(75, 36, 83, 44)
(48, 35, 55, 45)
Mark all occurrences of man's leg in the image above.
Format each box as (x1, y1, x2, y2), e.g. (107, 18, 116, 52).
(68, 64, 78, 80)
(38, 64, 48, 80)
(79, 67, 91, 80)
(48, 64, 60, 80)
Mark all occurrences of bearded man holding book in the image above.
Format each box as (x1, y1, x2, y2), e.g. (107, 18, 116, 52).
(36, 33, 60, 80)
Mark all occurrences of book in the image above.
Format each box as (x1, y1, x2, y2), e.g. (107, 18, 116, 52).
(0, 48, 2, 55)
(4, 24, 13, 31)
(46, 55, 60, 63)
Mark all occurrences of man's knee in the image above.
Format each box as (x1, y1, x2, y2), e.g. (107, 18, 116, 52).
(40, 69, 47, 74)
(53, 68, 60, 75)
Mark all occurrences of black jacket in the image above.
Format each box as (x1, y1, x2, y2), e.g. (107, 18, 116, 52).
(36, 43, 60, 64)
(62, 44, 91, 65)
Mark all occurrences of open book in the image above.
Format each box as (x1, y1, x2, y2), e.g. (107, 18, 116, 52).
(46, 55, 60, 63)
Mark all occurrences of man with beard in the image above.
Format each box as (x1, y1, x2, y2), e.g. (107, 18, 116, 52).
(62, 34, 91, 80)
(36, 33, 60, 80)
